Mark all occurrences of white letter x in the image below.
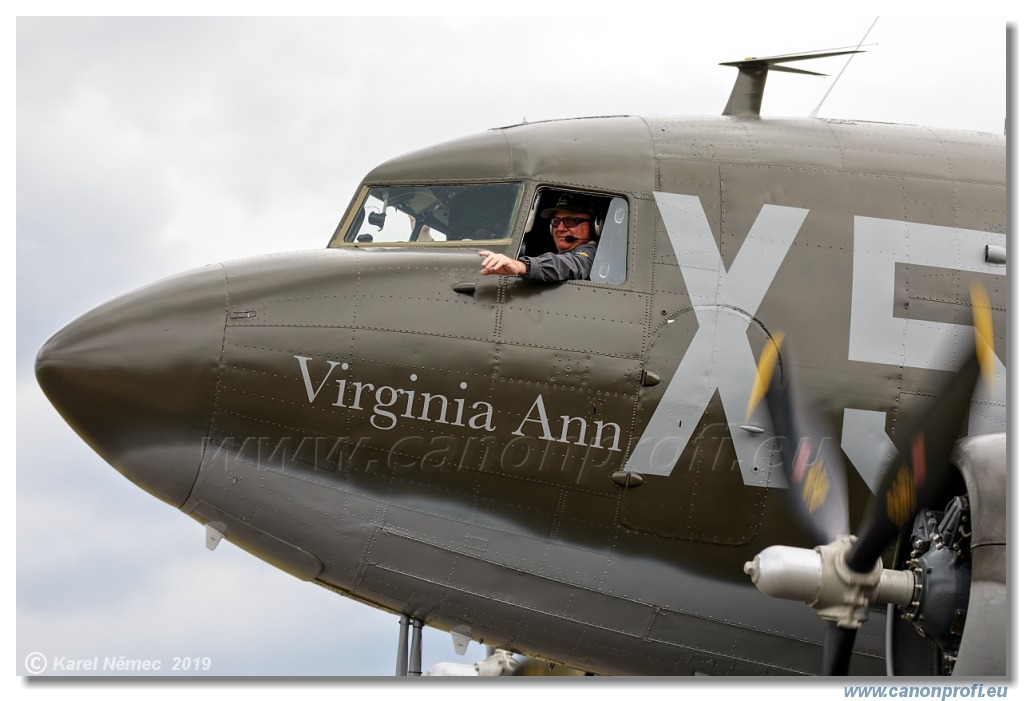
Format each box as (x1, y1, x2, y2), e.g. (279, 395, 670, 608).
(624, 193, 807, 486)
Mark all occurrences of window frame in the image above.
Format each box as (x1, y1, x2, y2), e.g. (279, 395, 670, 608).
(518, 187, 630, 285)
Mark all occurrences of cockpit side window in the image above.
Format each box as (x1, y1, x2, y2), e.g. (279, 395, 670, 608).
(521, 188, 629, 285)
(331, 183, 523, 246)
(591, 197, 629, 285)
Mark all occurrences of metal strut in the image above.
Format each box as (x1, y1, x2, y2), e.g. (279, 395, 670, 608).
(395, 614, 423, 676)
(396, 614, 410, 676)
(410, 619, 423, 676)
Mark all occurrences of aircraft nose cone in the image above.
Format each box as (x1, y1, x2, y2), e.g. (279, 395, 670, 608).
(36, 265, 228, 508)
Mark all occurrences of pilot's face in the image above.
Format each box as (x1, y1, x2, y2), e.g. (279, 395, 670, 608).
(549, 210, 591, 252)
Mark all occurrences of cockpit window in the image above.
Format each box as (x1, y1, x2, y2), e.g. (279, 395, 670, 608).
(332, 183, 523, 245)
(591, 196, 628, 285)
(520, 188, 629, 285)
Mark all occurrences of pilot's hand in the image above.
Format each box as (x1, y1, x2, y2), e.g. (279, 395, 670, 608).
(479, 251, 527, 276)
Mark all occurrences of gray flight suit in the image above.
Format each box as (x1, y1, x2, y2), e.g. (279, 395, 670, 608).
(520, 242, 597, 282)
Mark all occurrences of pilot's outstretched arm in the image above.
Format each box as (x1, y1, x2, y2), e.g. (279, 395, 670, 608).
(478, 251, 526, 276)
(479, 243, 597, 282)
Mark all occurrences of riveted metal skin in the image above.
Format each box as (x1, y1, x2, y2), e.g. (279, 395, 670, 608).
(38, 113, 1006, 676)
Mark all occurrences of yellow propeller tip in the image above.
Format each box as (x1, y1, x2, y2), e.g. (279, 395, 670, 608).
(746, 333, 784, 420)
(969, 282, 996, 392)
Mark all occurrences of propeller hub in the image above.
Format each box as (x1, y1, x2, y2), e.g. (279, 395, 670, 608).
(746, 536, 917, 627)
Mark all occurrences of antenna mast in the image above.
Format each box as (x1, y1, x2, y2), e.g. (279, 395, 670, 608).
(720, 49, 863, 117)
(809, 18, 879, 118)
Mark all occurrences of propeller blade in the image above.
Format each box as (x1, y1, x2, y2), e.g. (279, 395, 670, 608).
(744, 284, 996, 677)
(845, 282, 996, 574)
(747, 334, 850, 544)
(821, 622, 858, 676)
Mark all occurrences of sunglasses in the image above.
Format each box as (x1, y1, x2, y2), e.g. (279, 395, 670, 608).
(549, 216, 590, 229)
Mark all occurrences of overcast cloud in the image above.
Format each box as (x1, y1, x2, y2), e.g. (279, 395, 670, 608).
(14, 11, 1013, 691)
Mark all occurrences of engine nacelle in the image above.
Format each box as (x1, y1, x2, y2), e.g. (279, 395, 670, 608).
(947, 433, 1006, 676)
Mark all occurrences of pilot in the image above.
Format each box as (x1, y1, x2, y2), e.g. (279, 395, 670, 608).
(479, 193, 598, 281)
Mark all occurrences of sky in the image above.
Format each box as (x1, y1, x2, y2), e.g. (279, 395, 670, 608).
(11, 7, 1016, 696)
